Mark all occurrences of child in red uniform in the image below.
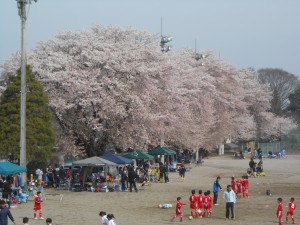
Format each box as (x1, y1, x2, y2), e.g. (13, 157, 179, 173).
(277, 197, 283, 225)
(244, 175, 249, 198)
(206, 190, 213, 217)
(242, 176, 248, 198)
(231, 177, 237, 194)
(197, 190, 204, 217)
(236, 179, 243, 198)
(203, 191, 208, 217)
(171, 197, 186, 222)
(286, 197, 296, 224)
(189, 190, 198, 218)
(34, 191, 44, 220)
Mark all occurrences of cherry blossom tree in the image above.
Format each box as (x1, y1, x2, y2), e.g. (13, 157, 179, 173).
(0, 25, 296, 157)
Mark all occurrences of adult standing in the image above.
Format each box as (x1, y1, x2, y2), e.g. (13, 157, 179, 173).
(127, 166, 138, 192)
(213, 176, 222, 205)
(36, 169, 43, 187)
(163, 162, 169, 183)
(54, 164, 60, 187)
(2, 180, 12, 207)
(159, 163, 164, 182)
(120, 167, 128, 191)
(223, 185, 236, 220)
(46, 165, 54, 187)
(59, 166, 65, 182)
(249, 158, 256, 174)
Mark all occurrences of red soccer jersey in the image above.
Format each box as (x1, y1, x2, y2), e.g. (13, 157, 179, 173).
(242, 179, 246, 191)
(176, 201, 184, 215)
(288, 202, 297, 212)
(203, 195, 208, 209)
(237, 181, 243, 193)
(277, 202, 283, 218)
(244, 179, 249, 189)
(206, 195, 212, 209)
(231, 180, 236, 192)
(34, 196, 42, 211)
(189, 194, 198, 209)
(198, 194, 204, 209)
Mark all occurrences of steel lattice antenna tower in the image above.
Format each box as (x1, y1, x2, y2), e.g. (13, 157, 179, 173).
(160, 17, 172, 53)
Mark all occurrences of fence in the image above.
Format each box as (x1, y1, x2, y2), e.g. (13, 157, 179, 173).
(257, 142, 281, 156)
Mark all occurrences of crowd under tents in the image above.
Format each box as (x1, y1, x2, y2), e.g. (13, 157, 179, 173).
(69, 147, 178, 191)
(72, 156, 118, 185)
(71, 155, 135, 187)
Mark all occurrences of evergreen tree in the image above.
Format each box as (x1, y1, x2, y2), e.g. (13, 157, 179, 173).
(0, 65, 55, 164)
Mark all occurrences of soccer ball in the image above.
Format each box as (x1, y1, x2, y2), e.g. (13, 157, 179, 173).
(188, 216, 193, 220)
(169, 204, 173, 208)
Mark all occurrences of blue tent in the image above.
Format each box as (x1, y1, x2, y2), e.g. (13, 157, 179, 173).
(100, 153, 134, 165)
(0, 161, 27, 175)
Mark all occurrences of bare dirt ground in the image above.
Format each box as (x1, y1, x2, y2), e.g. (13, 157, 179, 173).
(10, 155, 300, 225)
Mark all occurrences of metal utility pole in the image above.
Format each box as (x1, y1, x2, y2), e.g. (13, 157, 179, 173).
(17, 0, 37, 185)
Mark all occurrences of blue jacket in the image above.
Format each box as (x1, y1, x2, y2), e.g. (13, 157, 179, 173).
(0, 207, 15, 225)
(213, 180, 222, 193)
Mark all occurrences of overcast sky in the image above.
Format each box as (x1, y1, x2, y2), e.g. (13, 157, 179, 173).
(1, 0, 299, 77)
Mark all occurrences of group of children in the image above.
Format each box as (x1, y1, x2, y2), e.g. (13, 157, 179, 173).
(99, 211, 117, 225)
(277, 197, 297, 225)
(171, 189, 214, 222)
(231, 175, 250, 198)
(171, 174, 251, 222)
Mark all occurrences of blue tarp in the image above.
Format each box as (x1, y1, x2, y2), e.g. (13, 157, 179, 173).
(0, 161, 27, 175)
(100, 153, 134, 165)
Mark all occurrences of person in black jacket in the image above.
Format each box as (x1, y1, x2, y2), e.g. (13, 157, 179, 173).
(120, 167, 128, 191)
(249, 158, 256, 174)
(2, 180, 12, 206)
(127, 166, 138, 192)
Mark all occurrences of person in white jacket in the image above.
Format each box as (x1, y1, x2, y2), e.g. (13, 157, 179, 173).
(223, 185, 236, 220)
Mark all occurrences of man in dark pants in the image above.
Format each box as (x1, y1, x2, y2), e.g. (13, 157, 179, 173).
(213, 176, 222, 205)
(223, 185, 236, 220)
(128, 166, 138, 192)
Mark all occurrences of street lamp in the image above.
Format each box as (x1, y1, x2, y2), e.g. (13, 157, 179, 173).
(16, 0, 37, 185)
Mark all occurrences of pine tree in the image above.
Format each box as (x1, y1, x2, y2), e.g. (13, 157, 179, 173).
(0, 65, 55, 164)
